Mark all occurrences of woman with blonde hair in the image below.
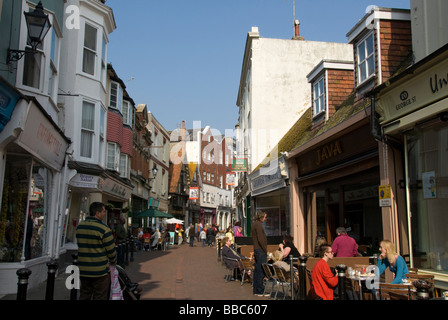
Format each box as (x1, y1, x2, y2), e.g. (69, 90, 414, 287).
(377, 240, 409, 284)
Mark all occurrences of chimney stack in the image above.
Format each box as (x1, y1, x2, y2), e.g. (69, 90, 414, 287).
(292, 19, 304, 40)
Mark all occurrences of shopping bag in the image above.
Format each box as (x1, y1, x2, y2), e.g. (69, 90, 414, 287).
(110, 266, 123, 300)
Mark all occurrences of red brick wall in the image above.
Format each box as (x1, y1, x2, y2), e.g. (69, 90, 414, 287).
(107, 110, 133, 156)
(379, 20, 412, 82)
(327, 69, 354, 115)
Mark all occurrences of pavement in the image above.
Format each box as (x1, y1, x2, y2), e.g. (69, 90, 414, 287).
(0, 240, 269, 301)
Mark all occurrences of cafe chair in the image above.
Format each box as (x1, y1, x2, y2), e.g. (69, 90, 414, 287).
(143, 238, 151, 251)
(344, 277, 359, 300)
(222, 257, 242, 282)
(405, 273, 435, 298)
(378, 283, 412, 300)
(240, 258, 254, 286)
(262, 263, 278, 298)
(306, 269, 323, 300)
(272, 265, 291, 300)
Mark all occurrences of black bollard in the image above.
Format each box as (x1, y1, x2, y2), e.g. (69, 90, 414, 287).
(289, 255, 295, 300)
(130, 236, 135, 262)
(45, 259, 59, 300)
(70, 254, 78, 300)
(217, 238, 221, 261)
(16, 268, 32, 301)
(298, 255, 308, 300)
(125, 239, 129, 266)
(336, 264, 347, 300)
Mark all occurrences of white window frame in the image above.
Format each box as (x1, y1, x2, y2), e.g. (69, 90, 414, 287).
(80, 100, 95, 159)
(107, 142, 120, 171)
(122, 100, 133, 126)
(119, 153, 129, 178)
(357, 32, 375, 84)
(82, 23, 97, 76)
(109, 81, 123, 113)
(313, 75, 325, 117)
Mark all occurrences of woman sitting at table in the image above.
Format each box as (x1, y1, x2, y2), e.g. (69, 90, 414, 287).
(377, 240, 409, 284)
(272, 250, 299, 285)
(279, 235, 301, 261)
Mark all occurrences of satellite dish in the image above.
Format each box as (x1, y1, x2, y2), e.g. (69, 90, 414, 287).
(366, 5, 378, 14)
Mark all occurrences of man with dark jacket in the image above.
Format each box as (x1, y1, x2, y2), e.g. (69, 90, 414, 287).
(252, 210, 268, 296)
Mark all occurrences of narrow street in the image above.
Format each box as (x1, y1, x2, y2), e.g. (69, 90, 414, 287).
(111, 243, 266, 301)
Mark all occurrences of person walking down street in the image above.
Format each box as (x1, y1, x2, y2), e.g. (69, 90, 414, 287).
(331, 227, 358, 257)
(206, 225, 215, 247)
(252, 210, 269, 297)
(311, 245, 338, 300)
(76, 202, 117, 300)
(115, 218, 127, 243)
(200, 228, 207, 247)
(188, 224, 195, 247)
(150, 228, 161, 250)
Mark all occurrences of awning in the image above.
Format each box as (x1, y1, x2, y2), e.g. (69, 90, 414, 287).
(135, 208, 173, 218)
(166, 218, 184, 225)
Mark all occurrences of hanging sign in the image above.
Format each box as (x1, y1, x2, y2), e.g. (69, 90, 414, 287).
(378, 184, 391, 207)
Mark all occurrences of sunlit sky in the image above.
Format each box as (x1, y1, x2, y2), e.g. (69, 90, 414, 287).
(106, 0, 411, 133)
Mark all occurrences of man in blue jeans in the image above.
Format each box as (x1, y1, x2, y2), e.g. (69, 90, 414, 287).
(252, 210, 268, 296)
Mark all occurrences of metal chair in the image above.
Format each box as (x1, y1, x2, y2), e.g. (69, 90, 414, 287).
(272, 265, 291, 300)
(261, 263, 278, 298)
(222, 257, 241, 282)
(240, 258, 254, 286)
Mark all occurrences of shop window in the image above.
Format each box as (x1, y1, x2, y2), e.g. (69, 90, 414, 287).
(407, 122, 448, 274)
(0, 156, 51, 262)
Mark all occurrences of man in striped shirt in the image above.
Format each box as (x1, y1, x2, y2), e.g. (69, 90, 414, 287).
(76, 202, 117, 300)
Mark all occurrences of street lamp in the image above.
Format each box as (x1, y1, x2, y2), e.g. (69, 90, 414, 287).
(152, 164, 158, 178)
(7, 1, 52, 64)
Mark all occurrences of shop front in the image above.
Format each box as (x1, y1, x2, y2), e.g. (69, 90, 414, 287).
(374, 44, 448, 289)
(63, 169, 133, 253)
(249, 158, 289, 236)
(288, 114, 383, 255)
(0, 97, 71, 294)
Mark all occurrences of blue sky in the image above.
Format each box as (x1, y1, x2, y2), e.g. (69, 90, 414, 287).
(106, 0, 410, 133)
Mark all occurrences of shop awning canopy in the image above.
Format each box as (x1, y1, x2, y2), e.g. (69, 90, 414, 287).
(166, 218, 184, 225)
(135, 208, 173, 219)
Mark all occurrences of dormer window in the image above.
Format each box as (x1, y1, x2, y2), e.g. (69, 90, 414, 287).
(313, 76, 325, 116)
(357, 32, 375, 84)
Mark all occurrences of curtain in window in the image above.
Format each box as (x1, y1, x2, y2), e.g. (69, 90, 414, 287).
(81, 101, 95, 157)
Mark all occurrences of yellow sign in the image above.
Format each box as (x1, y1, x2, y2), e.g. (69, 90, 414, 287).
(378, 184, 391, 207)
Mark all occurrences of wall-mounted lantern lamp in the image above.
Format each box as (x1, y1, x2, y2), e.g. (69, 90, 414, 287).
(151, 164, 158, 179)
(7, 1, 52, 64)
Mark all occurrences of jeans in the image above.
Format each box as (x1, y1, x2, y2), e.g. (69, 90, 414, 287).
(253, 249, 267, 294)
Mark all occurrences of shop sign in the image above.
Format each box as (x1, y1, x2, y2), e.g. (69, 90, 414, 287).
(17, 103, 69, 170)
(378, 57, 448, 124)
(316, 140, 342, 165)
(69, 173, 102, 189)
(189, 187, 199, 200)
(378, 184, 391, 207)
(103, 178, 132, 200)
(231, 158, 248, 172)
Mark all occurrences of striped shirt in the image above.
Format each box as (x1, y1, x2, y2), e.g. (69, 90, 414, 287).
(76, 217, 117, 277)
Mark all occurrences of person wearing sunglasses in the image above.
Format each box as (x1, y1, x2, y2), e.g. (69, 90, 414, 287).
(311, 245, 339, 300)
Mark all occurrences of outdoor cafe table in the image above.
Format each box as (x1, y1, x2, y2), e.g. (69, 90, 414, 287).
(347, 273, 376, 300)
